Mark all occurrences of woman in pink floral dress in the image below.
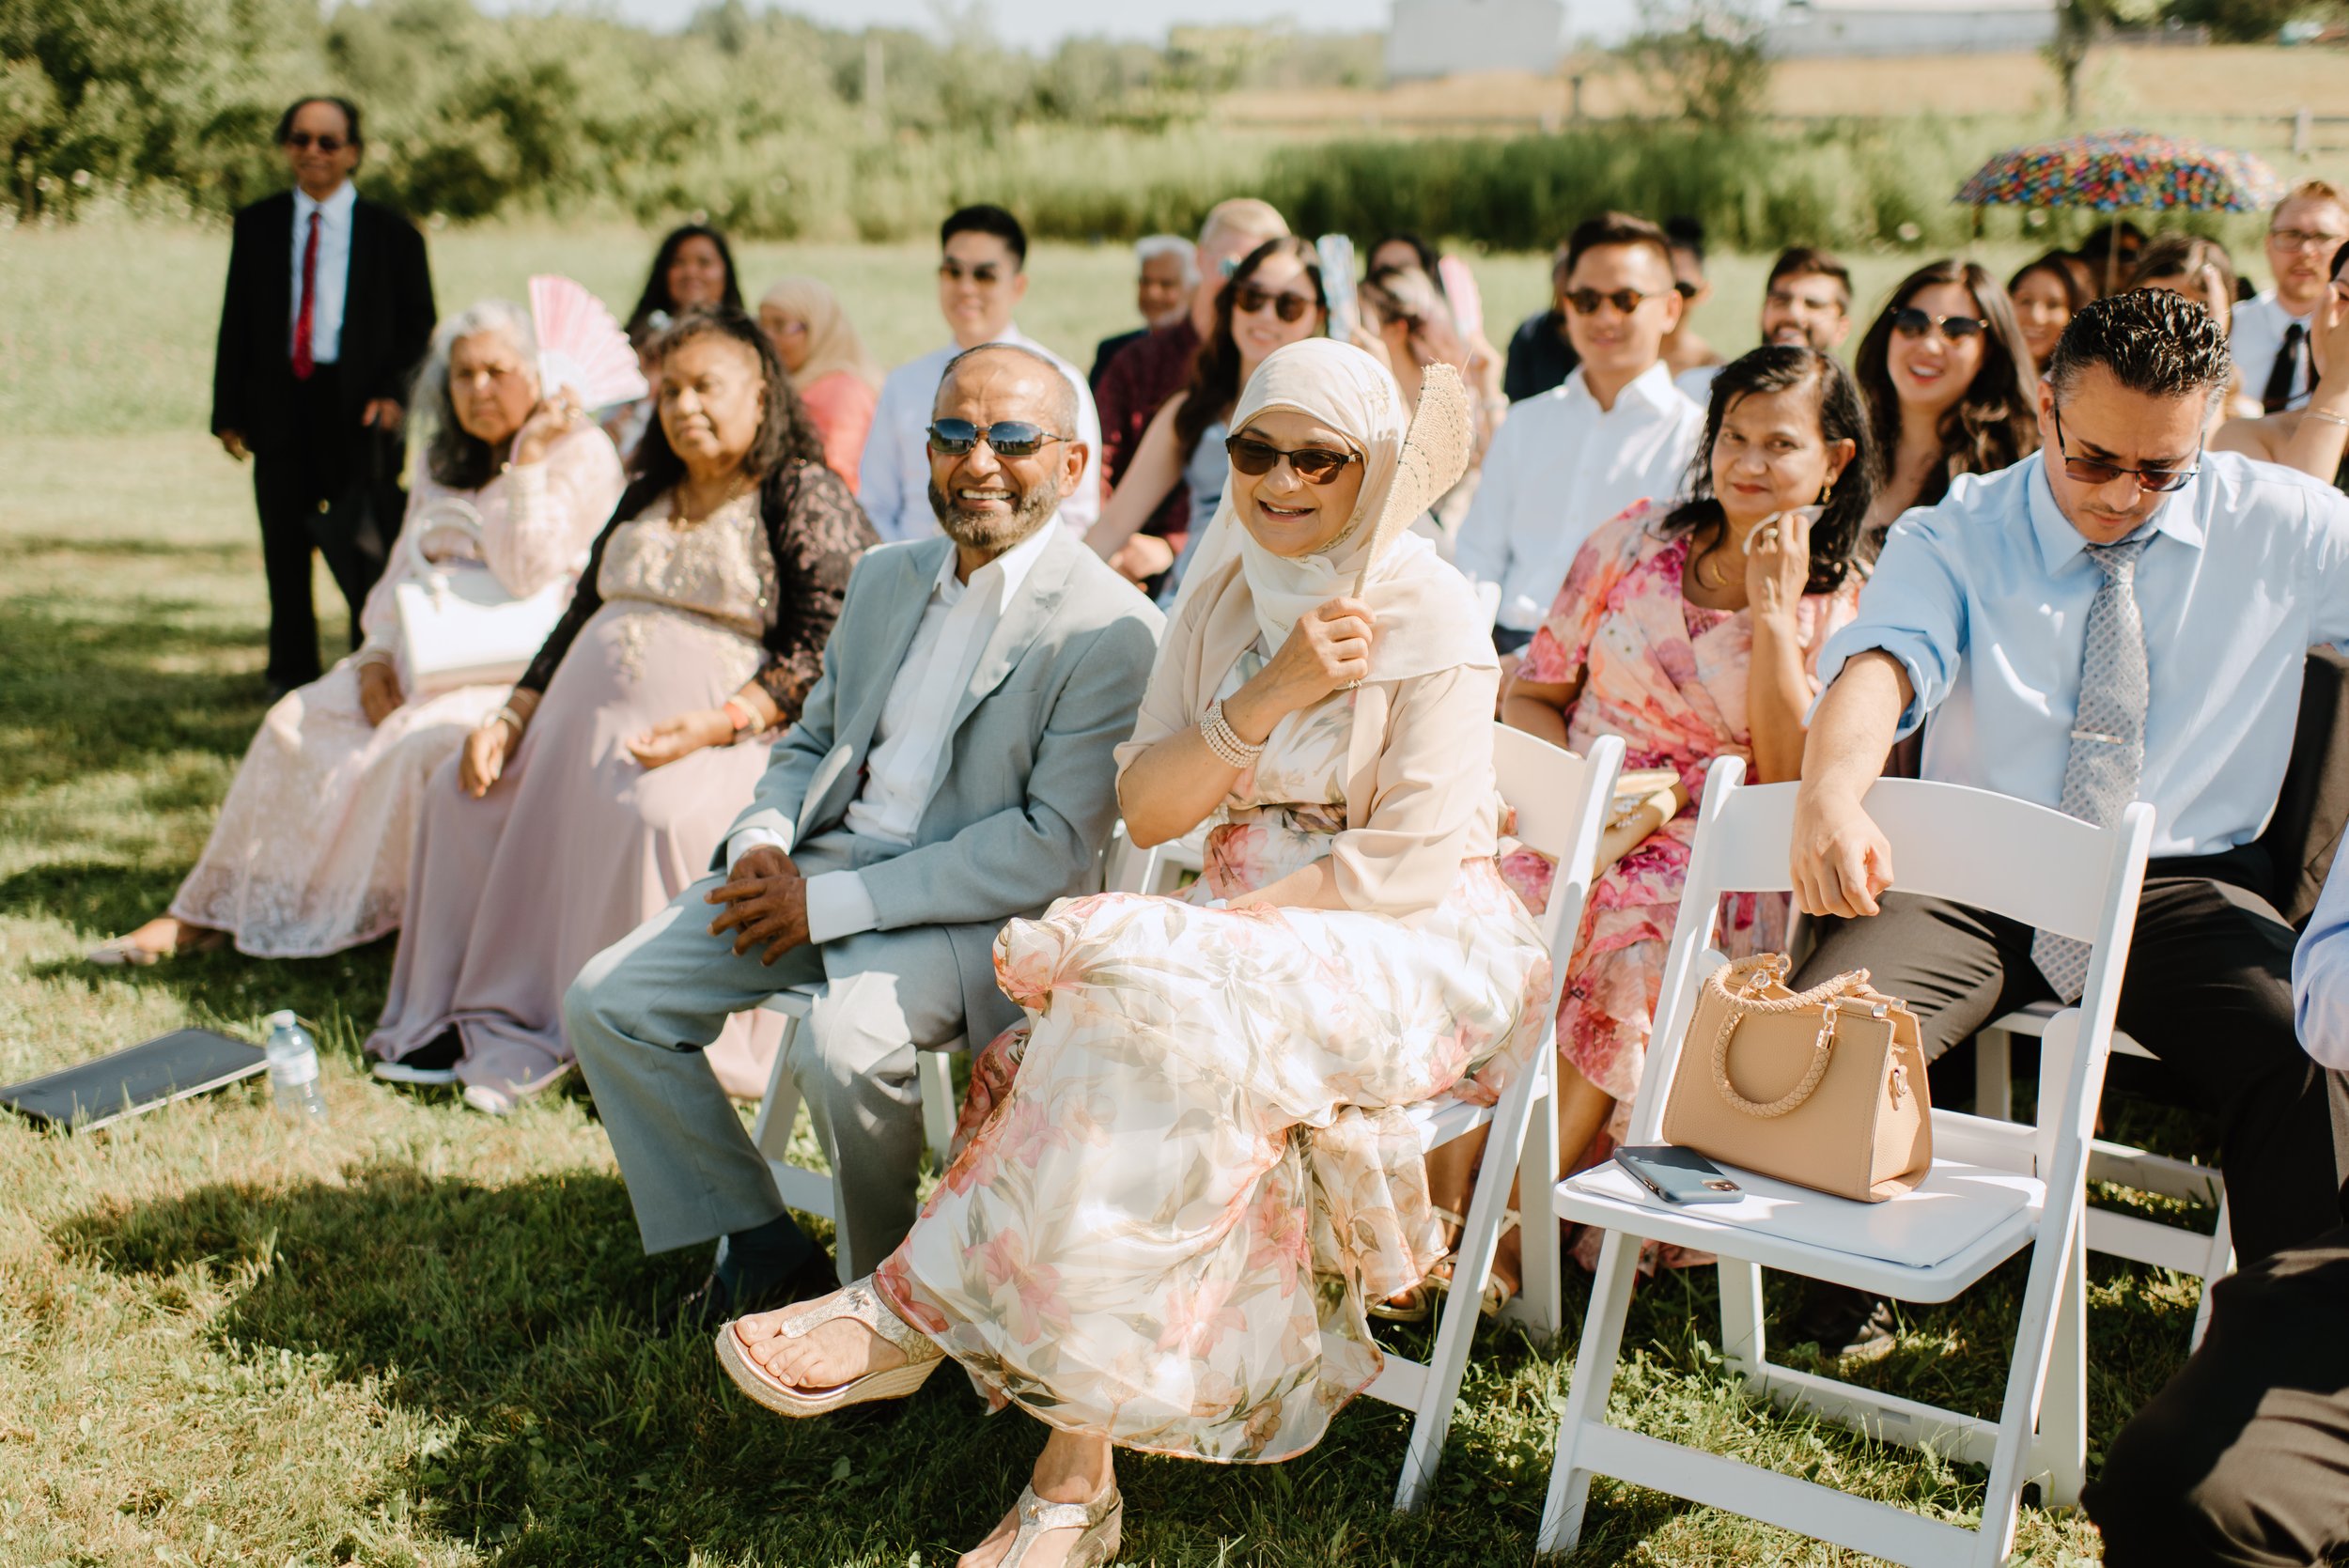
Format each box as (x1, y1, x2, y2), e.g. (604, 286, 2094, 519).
(1492, 345, 1875, 1278)
(714, 342, 1550, 1568)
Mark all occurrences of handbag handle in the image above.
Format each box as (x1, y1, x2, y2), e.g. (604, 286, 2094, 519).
(405, 495, 487, 582)
(1703, 955, 1872, 1120)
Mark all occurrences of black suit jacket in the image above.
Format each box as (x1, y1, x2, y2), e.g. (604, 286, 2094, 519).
(210, 189, 436, 456)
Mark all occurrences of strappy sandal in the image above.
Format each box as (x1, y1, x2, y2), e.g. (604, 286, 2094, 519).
(1426, 1208, 1522, 1321)
(714, 1279, 942, 1417)
(1372, 1203, 1472, 1324)
(987, 1482, 1124, 1567)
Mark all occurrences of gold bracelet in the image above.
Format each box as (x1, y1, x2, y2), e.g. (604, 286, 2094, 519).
(490, 704, 526, 737)
(2305, 409, 2349, 429)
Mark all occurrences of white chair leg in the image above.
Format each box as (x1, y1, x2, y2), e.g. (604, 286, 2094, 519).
(1536, 1225, 1641, 1556)
(1975, 1026, 2015, 1123)
(2191, 1192, 2233, 1351)
(1718, 1257, 1766, 1383)
(748, 1010, 804, 1160)
(917, 1048, 956, 1168)
(2031, 1226, 2089, 1510)
(1510, 1066, 1564, 1341)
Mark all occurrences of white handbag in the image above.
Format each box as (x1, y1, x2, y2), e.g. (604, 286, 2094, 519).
(392, 497, 572, 695)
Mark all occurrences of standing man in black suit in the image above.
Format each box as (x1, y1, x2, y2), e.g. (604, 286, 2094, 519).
(212, 96, 436, 695)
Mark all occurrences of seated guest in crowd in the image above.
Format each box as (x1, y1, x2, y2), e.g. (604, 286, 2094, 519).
(860, 205, 1101, 544)
(2217, 239, 2349, 488)
(567, 341, 1159, 1321)
(2233, 179, 2349, 414)
(1791, 292, 2349, 1313)
(1096, 197, 1291, 547)
(1457, 211, 1704, 654)
(2130, 235, 2263, 424)
(1676, 244, 1854, 405)
(367, 310, 875, 1112)
(1853, 258, 2038, 555)
(1358, 261, 1493, 544)
(1660, 215, 1723, 380)
(93, 300, 624, 966)
(1084, 236, 1327, 593)
(2076, 218, 2148, 295)
(756, 276, 880, 492)
(1470, 346, 1871, 1296)
(607, 225, 743, 466)
(2008, 248, 2095, 376)
(1502, 240, 1580, 403)
(1088, 233, 1194, 391)
(2079, 857, 2349, 1568)
(717, 339, 1549, 1567)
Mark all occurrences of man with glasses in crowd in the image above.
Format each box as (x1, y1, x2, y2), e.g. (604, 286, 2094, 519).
(859, 205, 1103, 543)
(1676, 245, 1853, 406)
(2233, 180, 2349, 415)
(1455, 210, 1703, 655)
(1789, 293, 2349, 1346)
(211, 95, 435, 697)
(568, 343, 1160, 1327)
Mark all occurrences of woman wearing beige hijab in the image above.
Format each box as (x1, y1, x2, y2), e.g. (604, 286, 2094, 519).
(757, 276, 881, 491)
(710, 339, 1551, 1565)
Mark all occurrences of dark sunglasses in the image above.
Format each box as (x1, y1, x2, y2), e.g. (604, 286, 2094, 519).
(284, 132, 347, 152)
(926, 419, 1068, 458)
(1224, 433, 1360, 484)
(1672, 280, 1701, 300)
(1234, 284, 1316, 323)
(1891, 307, 1986, 342)
(2052, 409, 2199, 494)
(1563, 287, 1659, 317)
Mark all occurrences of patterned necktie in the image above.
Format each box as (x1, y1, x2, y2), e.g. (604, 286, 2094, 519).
(2262, 321, 2306, 415)
(292, 210, 320, 381)
(2031, 535, 2153, 1001)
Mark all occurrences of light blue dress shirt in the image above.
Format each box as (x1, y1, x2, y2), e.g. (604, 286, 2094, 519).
(1816, 451, 2349, 860)
(2293, 847, 2349, 1070)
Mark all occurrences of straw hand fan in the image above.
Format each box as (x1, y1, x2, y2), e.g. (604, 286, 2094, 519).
(1351, 361, 1472, 596)
(528, 274, 646, 410)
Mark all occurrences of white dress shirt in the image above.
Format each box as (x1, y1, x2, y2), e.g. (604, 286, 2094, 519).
(2293, 846, 2349, 1070)
(1453, 362, 1704, 632)
(1674, 364, 1724, 409)
(1817, 451, 2349, 860)
(856, 326, 1102, 544)
(2232, 290, 2317, 412)
(288, 180, 357, 365)
(723, 519, 1060, 944)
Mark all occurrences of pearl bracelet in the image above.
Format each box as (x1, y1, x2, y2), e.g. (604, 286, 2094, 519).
(1199, 700, 1265, 768)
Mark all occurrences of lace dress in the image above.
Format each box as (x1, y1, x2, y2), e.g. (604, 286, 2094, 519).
(169, 427, 625, 956)
(877, 643, 1550, 1464)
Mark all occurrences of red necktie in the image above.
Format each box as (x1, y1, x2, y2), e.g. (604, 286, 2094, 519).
(292, 210, 320, 380)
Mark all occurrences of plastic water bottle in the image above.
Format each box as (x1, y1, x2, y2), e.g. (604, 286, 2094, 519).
(264, 1010, 330, 1124)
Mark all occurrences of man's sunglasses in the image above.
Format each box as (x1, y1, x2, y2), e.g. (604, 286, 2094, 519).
(284, 132, 348, 152)
(1563, 287, 1660, 317)
(1891, 307, 1986, 342)
(926, 419, 1069, 458)
(1672, 280, 1701, 300)
(1234, 284, 1316, 323)
(2052, 408, 2198, 494)
(1224, 433, 1360, 483)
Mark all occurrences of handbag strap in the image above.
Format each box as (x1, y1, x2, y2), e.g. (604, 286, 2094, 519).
(1703, 955, 1872, 1120)
(406, 495, 487, 582)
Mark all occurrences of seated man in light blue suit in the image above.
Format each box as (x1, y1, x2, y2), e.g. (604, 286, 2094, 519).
(568, 343, 1161, 1329)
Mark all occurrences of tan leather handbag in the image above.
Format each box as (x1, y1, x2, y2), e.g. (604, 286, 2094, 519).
(1659, 954, 1932, 1203)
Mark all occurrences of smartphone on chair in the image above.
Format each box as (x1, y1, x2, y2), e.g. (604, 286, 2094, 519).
(1614, 1144, 1743, 1205)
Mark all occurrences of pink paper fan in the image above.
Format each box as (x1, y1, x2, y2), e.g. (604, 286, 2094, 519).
(529, 274, 646, 410)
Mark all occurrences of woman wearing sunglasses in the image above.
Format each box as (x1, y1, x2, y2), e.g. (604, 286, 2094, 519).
(723, 339, 1548, 1565)
(2216, 240, 2349, 489)
(1083, 236, 1327, 596)
(1853, 259, 2039, 558)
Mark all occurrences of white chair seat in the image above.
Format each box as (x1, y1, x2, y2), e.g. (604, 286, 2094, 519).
(1561, 1157, 2039, 1296)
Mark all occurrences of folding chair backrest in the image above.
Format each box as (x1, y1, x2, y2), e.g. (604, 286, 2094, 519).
(1492, 725, 1623, 965)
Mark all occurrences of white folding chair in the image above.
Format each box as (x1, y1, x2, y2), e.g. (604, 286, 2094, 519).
(1537, 760, 2154, 1568)
(1974, 1005, 2232, 1348)
(747, 991, 962, 1224)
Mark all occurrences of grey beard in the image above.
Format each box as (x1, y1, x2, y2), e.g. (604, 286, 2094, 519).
(927, 474, 1062, 553)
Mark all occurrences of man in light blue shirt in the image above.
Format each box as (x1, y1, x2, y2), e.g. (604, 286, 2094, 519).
(1792, 289, 2349, 1272)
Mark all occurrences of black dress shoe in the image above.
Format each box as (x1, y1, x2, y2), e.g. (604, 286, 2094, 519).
(656, 1248, 833, 1335)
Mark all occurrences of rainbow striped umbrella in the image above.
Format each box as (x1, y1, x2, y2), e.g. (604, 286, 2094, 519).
(1954, 129, 2283, 213)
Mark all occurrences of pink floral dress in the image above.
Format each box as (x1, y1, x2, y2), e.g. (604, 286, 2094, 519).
(876, 644, 1550, 1464)
(1503, 502, 1859, 1200)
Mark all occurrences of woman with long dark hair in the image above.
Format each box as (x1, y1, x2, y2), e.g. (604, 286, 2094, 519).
(626, 224, 744, 336)
(367, 309, 877, 1112)
(2008, 248, 2093, 374)
(1853, 259, 2038, 554)
(1083, 235, 1327, 594)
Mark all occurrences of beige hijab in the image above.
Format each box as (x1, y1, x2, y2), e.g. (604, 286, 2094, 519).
(1182, 338, 1492, 686)
(758, 276, 881, 392)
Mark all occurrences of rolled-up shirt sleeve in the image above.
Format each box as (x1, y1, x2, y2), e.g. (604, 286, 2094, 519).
(1811, 511, 1969, 738)
(2294, 845, 2349, 1071)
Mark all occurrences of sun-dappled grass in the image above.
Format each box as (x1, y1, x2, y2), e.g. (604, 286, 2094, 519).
(0, 219, 2185, 1565)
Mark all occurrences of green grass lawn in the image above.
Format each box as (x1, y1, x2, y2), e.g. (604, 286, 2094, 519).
(0, 216, 2146, 1566)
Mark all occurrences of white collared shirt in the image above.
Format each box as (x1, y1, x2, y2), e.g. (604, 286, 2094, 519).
(724, 520, 1059, 944)
(2232, 290, 2318, 412)
(288, 180, 357, 365)
(1817, 451, 2349, 859)
(856, 325, 1102, 544)
(1453, 361, 1704, 631)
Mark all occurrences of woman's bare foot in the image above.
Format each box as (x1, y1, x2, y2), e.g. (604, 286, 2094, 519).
(733, 1289, 907, 1391)
(87, 917, 224, 967)
(957, 1430, 1117, 1568)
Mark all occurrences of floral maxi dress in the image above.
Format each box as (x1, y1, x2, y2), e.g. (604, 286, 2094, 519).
(876, 645, 1551, 1464)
